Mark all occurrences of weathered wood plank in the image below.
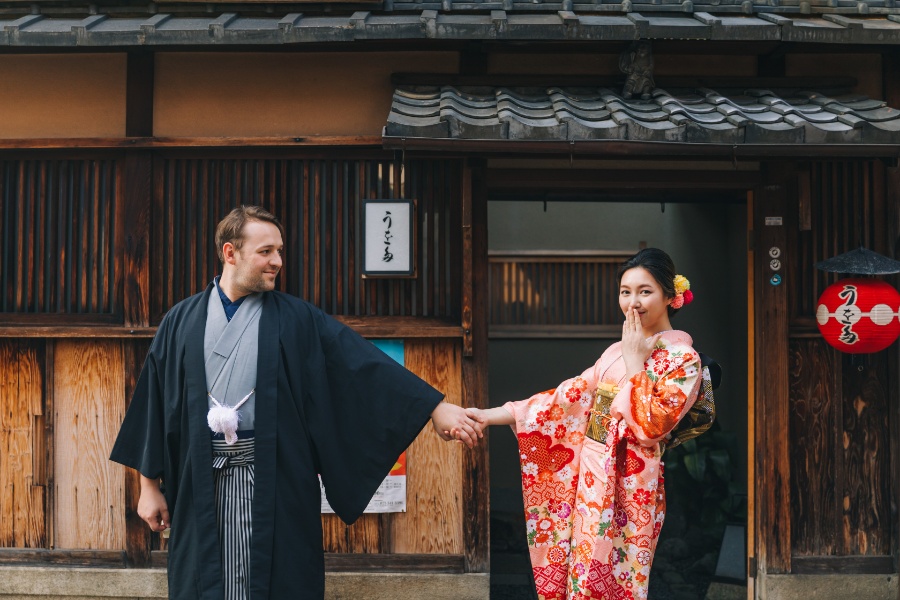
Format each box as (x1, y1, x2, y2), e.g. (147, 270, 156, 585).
(840, 351, 891, 556)
(53, 340, 125, 550)
(788, 339, 837, 556)
(390, 338, 463, 555)
(321, 513, 381, 554)
(0, 340, 46, 548)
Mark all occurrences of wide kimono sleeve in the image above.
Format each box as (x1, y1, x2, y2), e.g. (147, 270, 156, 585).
(109, 317, 171, 480)
(306, 310, 444, 524)
(609, 340, 702, 446)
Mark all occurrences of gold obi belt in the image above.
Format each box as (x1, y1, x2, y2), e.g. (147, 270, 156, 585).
(586, 382, 619, 443)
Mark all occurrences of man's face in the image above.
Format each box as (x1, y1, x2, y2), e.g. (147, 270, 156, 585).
(226, 220, 284, 295)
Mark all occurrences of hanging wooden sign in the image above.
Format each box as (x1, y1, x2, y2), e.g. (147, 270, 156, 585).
(362, 199, 416, 278)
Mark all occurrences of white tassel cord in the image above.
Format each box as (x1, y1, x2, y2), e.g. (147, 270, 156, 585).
(207, 389, 254, 445)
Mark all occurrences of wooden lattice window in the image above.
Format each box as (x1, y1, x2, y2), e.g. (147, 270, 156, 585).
(151, 156, 462, 323)
(488, 251, 633, 338)
(0, 158, 121, 322)
(793, 160, 887, 325)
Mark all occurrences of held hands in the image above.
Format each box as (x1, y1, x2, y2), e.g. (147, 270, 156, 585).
(138, 476, 170, 533)
(450, 407, 514, 444)
(431, 402, 484, 448)
(621, 308, 661, 377)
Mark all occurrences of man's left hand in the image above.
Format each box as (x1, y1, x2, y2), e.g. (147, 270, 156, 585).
(431, 402, 483, 448)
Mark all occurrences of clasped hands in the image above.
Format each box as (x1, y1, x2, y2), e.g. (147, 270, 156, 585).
(431, 401, 485, 448)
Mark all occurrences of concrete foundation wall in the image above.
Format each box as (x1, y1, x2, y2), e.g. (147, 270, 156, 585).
(0, 567, 490, 600)
(760, 573, 898, 600)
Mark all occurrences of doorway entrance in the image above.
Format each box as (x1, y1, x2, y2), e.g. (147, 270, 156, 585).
(484, 187, 749, 599)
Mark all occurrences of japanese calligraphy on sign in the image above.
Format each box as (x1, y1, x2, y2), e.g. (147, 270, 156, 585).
(362, 199, 415, 277)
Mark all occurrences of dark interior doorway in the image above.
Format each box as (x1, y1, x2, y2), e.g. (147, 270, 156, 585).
(485, 194, 749, 600)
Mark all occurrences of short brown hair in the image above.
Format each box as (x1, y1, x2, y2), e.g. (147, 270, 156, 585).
(214, 205, 285, 264)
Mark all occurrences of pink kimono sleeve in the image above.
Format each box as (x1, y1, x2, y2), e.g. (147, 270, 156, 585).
(502, 353, 610, 435)
(609, 343, 702, 446)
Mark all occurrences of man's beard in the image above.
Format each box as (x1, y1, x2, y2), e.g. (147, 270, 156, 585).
(236, 269, 278, 294)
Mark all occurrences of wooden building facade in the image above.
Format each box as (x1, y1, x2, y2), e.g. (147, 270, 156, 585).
(0, 2, 899, 599)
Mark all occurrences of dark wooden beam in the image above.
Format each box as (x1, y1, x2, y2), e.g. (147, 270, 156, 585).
(882, 49, 900, 575)
(460, 42, 487, 76)
(146, 551, 467, 572)
(0, 548, 128, 567)
(384, 137, 900, 160)
(461, 157, 490, 574)
(757, 50, 786, 79)
(0, 316, 463, 339)
(125, 52, 154, 138)
(392, 73, 857, 91)
(486, 168, 761, 191)
(0, 136, 384, 150)
(0, 548, 467, 572)
(791, 555, 896, 575)
(754, 163, 794, 574)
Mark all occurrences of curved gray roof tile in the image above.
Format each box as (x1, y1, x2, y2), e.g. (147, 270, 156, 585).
(385, 85, 900, 144)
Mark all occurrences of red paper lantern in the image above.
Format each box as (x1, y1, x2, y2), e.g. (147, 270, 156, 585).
(815, 278, 900, 353)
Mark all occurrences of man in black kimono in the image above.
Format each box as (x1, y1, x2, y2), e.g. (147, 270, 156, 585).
(110, 206, 482, 600)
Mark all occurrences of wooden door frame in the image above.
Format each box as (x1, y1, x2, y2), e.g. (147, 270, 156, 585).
(484, 161, 760, 588)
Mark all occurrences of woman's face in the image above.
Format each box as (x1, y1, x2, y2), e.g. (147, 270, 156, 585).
(619, 266, 673, 333)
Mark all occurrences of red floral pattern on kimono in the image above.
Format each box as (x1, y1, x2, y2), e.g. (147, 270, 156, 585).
(504, 331, 701, 600)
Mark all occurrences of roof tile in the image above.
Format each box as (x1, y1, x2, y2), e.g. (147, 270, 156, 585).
(386, 85, 900, 144)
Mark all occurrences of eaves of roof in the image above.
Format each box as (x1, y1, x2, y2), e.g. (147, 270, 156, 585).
(382, 86, 900, 155)
(1, 10, 900, 47)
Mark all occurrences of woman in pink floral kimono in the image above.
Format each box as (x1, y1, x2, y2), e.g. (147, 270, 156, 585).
(463, 248, 701, 600)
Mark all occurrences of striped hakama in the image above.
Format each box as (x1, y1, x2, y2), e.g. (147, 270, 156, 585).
(212, 436, 255, 600)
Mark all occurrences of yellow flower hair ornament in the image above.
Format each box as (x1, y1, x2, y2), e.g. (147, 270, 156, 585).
(671, 274, 693, 309)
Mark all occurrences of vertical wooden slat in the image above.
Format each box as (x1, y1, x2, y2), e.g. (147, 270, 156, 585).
(124, 152, 151, 328)
(335, 161, 345, 312)
(15, 161, 26, 311)
(35, 162, 46, 312)
(78, 161, 89, 313)
(461, 162, 473, 358)
(54, 340, 125, 550)
(24, 162, 36, 312)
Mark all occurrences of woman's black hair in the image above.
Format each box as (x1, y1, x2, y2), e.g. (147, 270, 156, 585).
(617, 248, 681, 316)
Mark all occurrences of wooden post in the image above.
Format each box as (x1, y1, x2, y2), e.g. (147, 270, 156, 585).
(461, 158, 489, 573)
(754, 163, 793, 574)
(882, 48, 900, 576)
(122, 50, 155, 566)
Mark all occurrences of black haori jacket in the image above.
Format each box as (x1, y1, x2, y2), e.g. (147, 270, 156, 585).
(110, 285, 444, 599)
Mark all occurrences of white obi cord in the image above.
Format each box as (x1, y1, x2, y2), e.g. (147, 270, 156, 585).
(207, 389, 255, 445)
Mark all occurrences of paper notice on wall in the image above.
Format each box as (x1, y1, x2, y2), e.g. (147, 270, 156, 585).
(320, 339, 407, 514)
(320, 452, 407, 514)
